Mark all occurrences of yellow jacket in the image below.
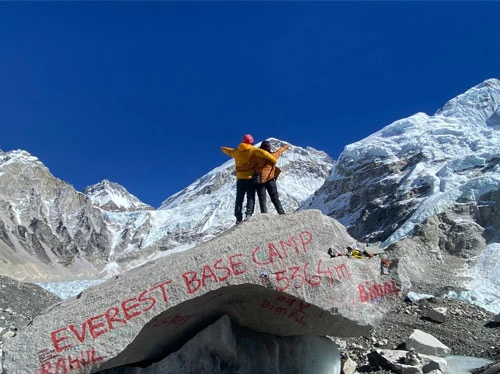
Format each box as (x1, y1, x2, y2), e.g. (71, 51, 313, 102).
(237, 145, 288, 183)
(221, 143, 277, 180)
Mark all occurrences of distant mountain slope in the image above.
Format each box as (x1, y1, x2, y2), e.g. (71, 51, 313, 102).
(302, 78, 500, 246)
(0, 150, 108, 281)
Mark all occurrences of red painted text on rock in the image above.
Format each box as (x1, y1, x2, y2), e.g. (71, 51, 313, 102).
(50, 280, 172, 353)
(39, 346, 103, 374)
(358, 279, 400, 303)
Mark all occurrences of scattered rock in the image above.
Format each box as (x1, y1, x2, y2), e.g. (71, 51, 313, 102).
(424, 307, 447, 323)
(342, 355, 357, 374)
(2, 330, 15, 339)
(368, 349, 447, 374)
(404, 349, 422, 365)
(405, 292, 434, 303)
(406, 329, 450, 357)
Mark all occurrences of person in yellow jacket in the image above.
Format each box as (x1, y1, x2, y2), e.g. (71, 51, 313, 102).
(221, 134, 277, 224)
(237, 140, 288, 214)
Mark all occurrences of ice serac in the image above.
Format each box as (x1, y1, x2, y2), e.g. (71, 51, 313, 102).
(2, 210, 400, 373)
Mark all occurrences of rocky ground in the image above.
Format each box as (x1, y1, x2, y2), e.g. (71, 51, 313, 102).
(340, 295, 500, 373)
(0, 275, 61, 343)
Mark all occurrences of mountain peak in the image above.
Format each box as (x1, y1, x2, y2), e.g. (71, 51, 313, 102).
(83, 180, 153, 212)
(435, 78, 500, 127)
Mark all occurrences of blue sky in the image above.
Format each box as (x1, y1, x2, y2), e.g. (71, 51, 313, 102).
(1, 2, 499, 208)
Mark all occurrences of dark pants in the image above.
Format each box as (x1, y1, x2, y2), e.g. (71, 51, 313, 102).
(255, 178, 285, 214)
(235, 179, 255, 222)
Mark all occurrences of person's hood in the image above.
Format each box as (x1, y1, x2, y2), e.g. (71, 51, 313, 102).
(235, 142, 254, 165)
(237, 143, 254, 152)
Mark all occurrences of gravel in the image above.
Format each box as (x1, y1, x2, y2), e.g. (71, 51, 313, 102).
(340, 296, 500, 373)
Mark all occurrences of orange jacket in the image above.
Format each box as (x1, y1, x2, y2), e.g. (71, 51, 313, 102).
(237, 144, 288, 183)
(221, 143, 277, 180)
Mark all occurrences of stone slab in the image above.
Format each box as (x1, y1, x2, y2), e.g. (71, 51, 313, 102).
(406, 329, 451, 357)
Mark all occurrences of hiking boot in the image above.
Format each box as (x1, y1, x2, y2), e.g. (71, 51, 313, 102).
(235, 218, 242, 225)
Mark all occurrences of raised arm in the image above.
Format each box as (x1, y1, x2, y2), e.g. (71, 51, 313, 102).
(220, 147, 235, 157)
(273, 144, 289, 159)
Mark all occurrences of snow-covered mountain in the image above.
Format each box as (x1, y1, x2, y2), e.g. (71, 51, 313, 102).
(0, 150, 109, 281)
(304, 79, 500, 244)
(302, 78, 500, 313)
(0, 141, 334, 281)
(151, 138, 333, 244)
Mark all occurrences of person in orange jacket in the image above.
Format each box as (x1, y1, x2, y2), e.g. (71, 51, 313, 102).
(237, 140, 288, 214)
(221, 134, 277, 224)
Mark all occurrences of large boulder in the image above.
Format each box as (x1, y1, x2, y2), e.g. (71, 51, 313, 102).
(2, 210, 401, 373)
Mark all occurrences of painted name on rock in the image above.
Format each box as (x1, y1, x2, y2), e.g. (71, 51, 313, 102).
(38, 346, 103, 374)
(261, 296, 311, 325)
(358, 278, 400, 302)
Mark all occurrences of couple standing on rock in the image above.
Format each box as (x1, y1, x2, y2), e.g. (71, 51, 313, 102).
(221, 134, 288, 224)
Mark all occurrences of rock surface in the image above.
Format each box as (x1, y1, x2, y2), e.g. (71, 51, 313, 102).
(1, 210, 400, 373)
(424, 307, 447, 324)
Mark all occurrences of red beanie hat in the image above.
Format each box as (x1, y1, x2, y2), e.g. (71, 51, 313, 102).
(242, 134, 254, 144)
